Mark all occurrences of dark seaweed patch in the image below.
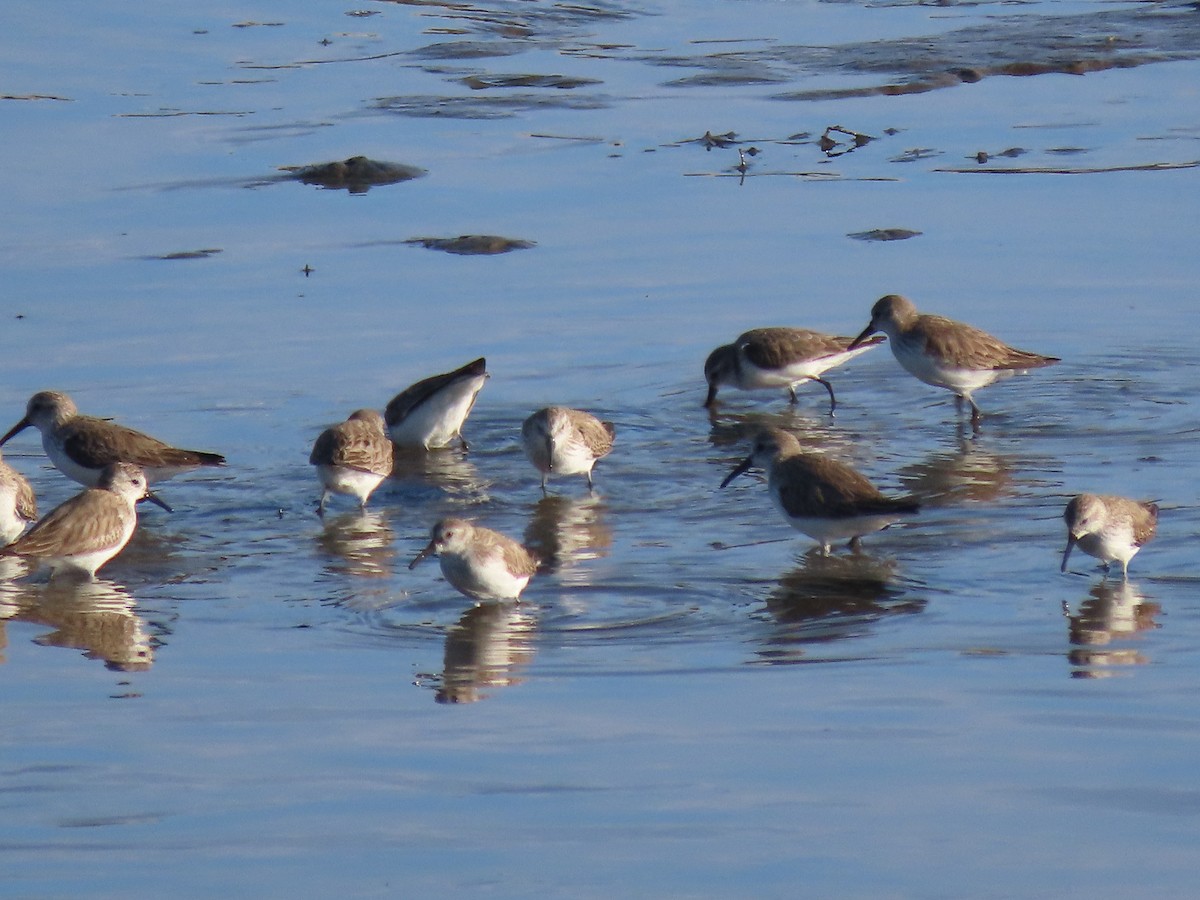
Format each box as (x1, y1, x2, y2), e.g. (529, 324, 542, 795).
(281, 156, 427, 192)
(848, 229, 922, 242)
(404, 235, 537, 255)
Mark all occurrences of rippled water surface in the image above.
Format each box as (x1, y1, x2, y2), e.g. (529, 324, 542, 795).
(3, 0, 1200, 896)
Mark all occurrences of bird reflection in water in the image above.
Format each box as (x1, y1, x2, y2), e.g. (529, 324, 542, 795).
(316, 510, 395, 579)
(755, 553, 924, 665)
(390, 446, 491, 503)
(523, 493, 612, 581)
(707, 407, 843, 456)
(0, 577, 153, 671)
(896, 435, 1012, 507)
(1063, 580, 1160, 677)
(435, 601, 538, 704)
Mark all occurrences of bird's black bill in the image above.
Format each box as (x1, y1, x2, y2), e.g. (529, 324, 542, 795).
(0, 417, 30, 447)
(846, 325, 877, 352)
(1060, 537, 1075, 573)
(143, 491, 174, 513)
(720, 456, 754, 489)
(409, 540, 436, 570)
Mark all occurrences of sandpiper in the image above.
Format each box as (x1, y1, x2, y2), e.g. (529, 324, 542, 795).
(721, 428, 919, 555)
(385, 357, 488, 450)
(0, 391, 226, 487)
(0, 462, 168, 579)
(521, 406, 615, 492)
(309, 409, 394, 515)
(848, 295, 1059, 427)
(1062, 493, 1158, 578)
(409, 517, 539, 602)
(0, 452, 37, 546)
(704, 327, 885, 414)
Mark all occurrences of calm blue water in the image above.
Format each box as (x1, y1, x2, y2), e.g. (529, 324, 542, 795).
(2, 0, 1199, 896)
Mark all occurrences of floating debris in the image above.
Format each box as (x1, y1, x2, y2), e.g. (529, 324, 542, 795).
(404, 235, 536, 255)
(974, 148, 1028, 163)
(848, 229, 922, 242)
(676, 130, 740, 150)
(819, 125, 874, 157)
(281, 156, 426, 193)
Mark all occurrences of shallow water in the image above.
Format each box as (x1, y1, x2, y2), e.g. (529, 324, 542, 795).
(2, 0, 1200, 896)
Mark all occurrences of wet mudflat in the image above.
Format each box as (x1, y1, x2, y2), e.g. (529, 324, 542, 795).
(2, 0, 1200, 896)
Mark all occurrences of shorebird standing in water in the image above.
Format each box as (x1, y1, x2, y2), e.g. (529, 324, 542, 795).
(0, 451, 36, 546)
(1062, 493, 1158, 579)
(385, 357, 488, 450)
(521, 406, 615, 492)
(0, 390, 226, 487)
(409, 518, 539, 602)
(848, 295, 1059, 427)
(1, 462, 168, 580)
(309, 409, 394, 516)
(721, 428, 919, 555)
(704, 327, 884, 414)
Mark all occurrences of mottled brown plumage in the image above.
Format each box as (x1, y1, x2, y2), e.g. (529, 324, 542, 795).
(310, 409, 393, 514)
(849, 295, 1059, 426)
(1, 462, 163, 579)
(0, 391, 226, 486)
(310, 410, 392, 475)
(1062, 493, 1158, 578)
(521, 406, 615, 491)
(704, 326, 884, 412)
(409, 517, 539, 602)
(721, 428, 919, 555)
